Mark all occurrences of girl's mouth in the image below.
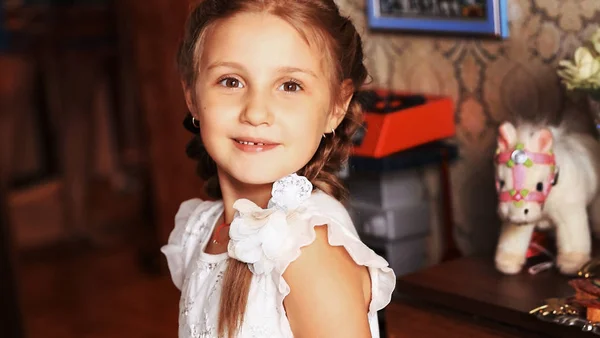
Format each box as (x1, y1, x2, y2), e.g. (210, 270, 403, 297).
(233, 138, 280, 152)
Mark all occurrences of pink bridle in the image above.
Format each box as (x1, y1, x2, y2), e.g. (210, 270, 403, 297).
(495, 143, 559, 207)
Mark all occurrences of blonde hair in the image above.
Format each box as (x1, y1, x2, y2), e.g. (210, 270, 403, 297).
(178, 1, 368, 336)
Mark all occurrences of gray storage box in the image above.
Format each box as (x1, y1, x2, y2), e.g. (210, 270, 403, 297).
(346, 169, 426, 209)
(348, 201, 430, 240)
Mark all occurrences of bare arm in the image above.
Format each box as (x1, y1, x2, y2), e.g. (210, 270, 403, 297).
(283, 225, 372, 338)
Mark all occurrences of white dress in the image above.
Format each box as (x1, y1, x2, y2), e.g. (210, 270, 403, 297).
(161, 174, 396, 338)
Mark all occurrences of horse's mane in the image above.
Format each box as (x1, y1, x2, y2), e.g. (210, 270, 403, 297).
(508, 105, 599, 142)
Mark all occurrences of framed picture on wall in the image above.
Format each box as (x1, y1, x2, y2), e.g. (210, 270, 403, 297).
(367, 0, 509, 39)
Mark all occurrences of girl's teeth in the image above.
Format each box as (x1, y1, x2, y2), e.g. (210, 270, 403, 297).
(237, 140, 265, 146)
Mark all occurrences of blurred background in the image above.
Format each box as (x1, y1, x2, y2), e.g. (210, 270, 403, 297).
(1, 1, 201, 337)
(1, 0, 599, 337)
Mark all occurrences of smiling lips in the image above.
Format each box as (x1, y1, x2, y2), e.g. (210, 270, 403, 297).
(233, 138, 280, 152)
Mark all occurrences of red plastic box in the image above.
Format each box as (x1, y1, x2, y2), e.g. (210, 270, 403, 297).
(352, 89, 455, 158)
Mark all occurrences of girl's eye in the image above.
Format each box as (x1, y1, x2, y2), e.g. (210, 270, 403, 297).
(219, 77, 243, 88)
(279, 81, 302, 92)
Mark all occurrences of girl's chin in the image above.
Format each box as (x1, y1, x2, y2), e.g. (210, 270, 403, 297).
(224, 167, 298, 186)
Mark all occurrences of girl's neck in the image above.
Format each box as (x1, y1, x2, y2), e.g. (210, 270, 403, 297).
(217, 169, 273, 224)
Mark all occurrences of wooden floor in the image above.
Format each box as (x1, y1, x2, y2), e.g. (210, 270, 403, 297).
(17, 244, 179, 338)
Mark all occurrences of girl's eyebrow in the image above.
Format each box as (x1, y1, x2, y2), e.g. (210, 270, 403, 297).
(275, 66, 317, 78)
(206, 61, 245, 71)
(206, 61, 317, 78)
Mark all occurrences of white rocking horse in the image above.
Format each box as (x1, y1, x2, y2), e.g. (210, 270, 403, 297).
(493, 121, 600, 275)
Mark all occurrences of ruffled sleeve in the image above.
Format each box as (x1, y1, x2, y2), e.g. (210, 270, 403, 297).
(227, 189, 396, 318)
(160, 198, 220, 290)
(277, 192, 396, 314)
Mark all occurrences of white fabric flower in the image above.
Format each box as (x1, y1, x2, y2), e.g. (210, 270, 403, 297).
(268, 173, 313, 211)
(227, 174, 312, 275)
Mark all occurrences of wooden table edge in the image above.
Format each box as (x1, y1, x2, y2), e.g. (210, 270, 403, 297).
(393, 277, 592, 338)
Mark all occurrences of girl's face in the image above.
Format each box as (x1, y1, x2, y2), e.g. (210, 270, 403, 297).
(185, 12, 348, 186)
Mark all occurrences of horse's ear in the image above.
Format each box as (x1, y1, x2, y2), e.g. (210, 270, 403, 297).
(497, 122, 517, 152)
(533, 128, 553, 153)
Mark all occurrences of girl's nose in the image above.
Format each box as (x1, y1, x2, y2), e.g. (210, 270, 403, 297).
(240, 91, 273, 126)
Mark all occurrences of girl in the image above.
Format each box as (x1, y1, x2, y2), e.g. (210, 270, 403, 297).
(161, 1, 396, 337)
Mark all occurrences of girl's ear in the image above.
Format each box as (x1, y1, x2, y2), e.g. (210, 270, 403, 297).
(182, 80, 196, 114)
(325, 79, 354, 133)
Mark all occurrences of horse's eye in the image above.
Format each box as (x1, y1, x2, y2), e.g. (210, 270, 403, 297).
(499, 180, 505, 188)
(536, 182, 544, 192)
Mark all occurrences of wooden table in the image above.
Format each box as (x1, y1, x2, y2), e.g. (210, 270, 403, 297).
(386, 256, 594, 338)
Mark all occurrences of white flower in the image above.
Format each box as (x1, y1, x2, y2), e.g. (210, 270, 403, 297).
(228, 204, 290, 275)
(574, 47, 600, 80)
(558, 47, 600, 90)
(226, 173, 313, 275)
(590, 28, 600, 55)
(268, 173, 313, 211)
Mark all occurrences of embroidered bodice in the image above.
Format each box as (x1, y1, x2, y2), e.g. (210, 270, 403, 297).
(161, 174, 396, 337)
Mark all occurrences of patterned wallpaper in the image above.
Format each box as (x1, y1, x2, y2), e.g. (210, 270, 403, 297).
(338, 0, 600, 256)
